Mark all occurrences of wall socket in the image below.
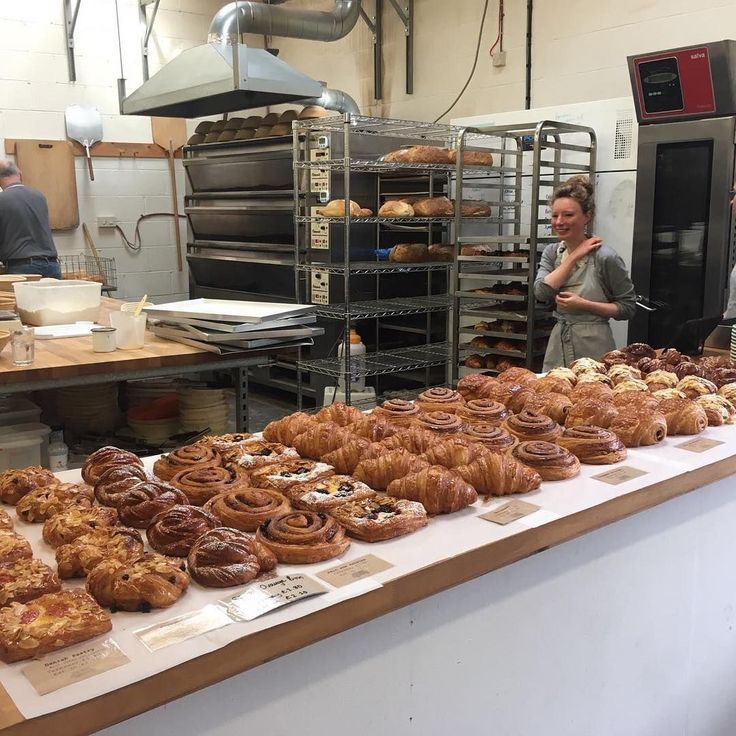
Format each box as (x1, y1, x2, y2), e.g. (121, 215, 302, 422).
(492, 51, 507, 67)
(97, 216, 118, 228)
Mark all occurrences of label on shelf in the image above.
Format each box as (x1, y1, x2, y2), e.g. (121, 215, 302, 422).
(592, 466, 648, 485)
(310, 205, 330, 250)
(479, 500, 540, 525)
(311, 271, 330, 305)
(224, 574, 328, 621)
(317, 554, 393, 588)
(677, 437, 724, 453)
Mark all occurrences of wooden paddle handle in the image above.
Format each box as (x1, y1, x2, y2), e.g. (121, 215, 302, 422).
(82, 223, 105, 281)
(168, 143, 183, 272)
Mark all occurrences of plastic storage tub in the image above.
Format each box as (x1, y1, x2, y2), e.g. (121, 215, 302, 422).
(13, 280, 102, 326)
(0, 397, 42, 427)
(0, 423, 51, 470)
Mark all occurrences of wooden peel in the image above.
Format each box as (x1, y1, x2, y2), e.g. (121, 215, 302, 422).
(151, 118, 188, 272)
(82, 223, 105, 281)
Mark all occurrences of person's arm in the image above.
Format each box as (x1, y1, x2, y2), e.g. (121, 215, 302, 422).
(600, 250, 637, 320)
(542, 236, 602, 291)
(533, 244, 561, 303)
(555, 292, 620, 317)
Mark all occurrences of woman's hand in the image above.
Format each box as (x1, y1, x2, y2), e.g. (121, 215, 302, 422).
(555, 291, 588, 311)
(569, 236, 602, 261)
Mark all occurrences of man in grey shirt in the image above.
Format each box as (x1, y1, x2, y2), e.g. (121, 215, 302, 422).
(0, 160, 61, 279)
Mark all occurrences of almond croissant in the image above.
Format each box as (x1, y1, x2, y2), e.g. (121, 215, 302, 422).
(387, 466, 477, 515)
(353, 449, 429, 491)
(456, 453, 542, 496)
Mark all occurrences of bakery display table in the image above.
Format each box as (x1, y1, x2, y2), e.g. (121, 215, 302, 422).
(1, 429, 736, 735)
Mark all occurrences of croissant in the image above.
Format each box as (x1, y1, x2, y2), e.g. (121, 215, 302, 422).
(486, 382, 535, 413)
(462, 424, 518, 453)
(695, 394, 736, 426)
(456, 453, 542, 496)
(456, 374, 500, 401)
(497, 367, 538, 386)
(534, 375, 573, 397)
(420, 437, 489, 469)
(382, 427, 440, 455)
(502, 409, 562, 443)
(262, 412, 315, 445)
(322, 439, 381, 474)
(315, 402, 365, 426)
(657, 397, 707, 435)
(372, 399, 421, 427)
(511, 441, 581, 481)
(570, 382, 614, 403)
(347, 414, 398, 441)
(569, 358, 606, 376)
(565, 399, 619, 429)
(644, 370, 678, 393)
(522, 392, 572, 425)
(414, 387, 466, 414)
(414, 411, 467, 435)
(556, 426, 627, 465)
(545, 367, 577, 387)
(387, 466, 477, 515)
(612, 391, 660, 411)
(353, 449, 429, 491)
(456, 399, 509, 426)
(676, 375, 718, 399)
(292, 422, 353, 460)
(608, 406, 667, 447)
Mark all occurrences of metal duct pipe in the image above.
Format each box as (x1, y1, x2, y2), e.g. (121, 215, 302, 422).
(300, 87, 360, 115)
(208, 1, 361, 45)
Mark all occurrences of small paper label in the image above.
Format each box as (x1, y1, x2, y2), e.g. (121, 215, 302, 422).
(480, 500, 541, 525)
(22, 639, 129, 696)
(135, 604, 233, 652)
(317, 555, 393, 588)
(592, 466, 648, 485)
(677, 437, 724, 453)
(224, 574, 327, 622)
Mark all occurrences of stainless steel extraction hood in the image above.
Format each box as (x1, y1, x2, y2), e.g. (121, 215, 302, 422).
(122, 43, 323, 118)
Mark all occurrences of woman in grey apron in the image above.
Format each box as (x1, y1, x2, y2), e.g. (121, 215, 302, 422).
(533, 177, 636, 371)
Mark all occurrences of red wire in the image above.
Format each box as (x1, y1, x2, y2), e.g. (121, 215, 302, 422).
(489, 0, 504, 56)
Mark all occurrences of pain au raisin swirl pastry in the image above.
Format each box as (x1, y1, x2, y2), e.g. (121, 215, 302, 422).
(187, 528, 277, 588)
(372, 398, 421, 427)
(461, 423, 517, 453)
(414, 411, 467, 435)
(292, 422, 354, 460)
(331, 497, 428, 542)
(608, 406, 667, 447)
(502, 409, 561, 443)
(523, 392, 572, 425)
(420, 437, 489, 469)
(81, 446, 143, 485)
(0, 467, 56, 505)
(285, 475, 376, 512)
(0, 559, 61, 607)
(16, 482, 94, 522)
(116, 481, 189, 528)
(381, 427, 436, 455)
(314, 402, 365, 427)
(42, 506, 118, 548)
(512, 441, 580, 481)
(456, 453, 542, 496)
(695, 394, 736, 426)
(248, 460, 335, 493)
(347, 414, 398, 442)
(147, 505, 220, 557)
(262, 412, 315, 445)
(657, 397, 708, 435)
(56, 527, 144, 579)
(203, 488, 291, 532)
(387, 465, 477, 515)
(456, 398, 509, 426)
(556, 426, 627, 465)
(219, 440, 299, 473)
(322, 439, 381, 475)
(414, 387, 466, 414)
(86, 554, 189, 613)
(94, 465, 148, 507)
(153, 443, 222, 482)
(565, 399, 619, 429)
(169, 466, 250, 506)
(353, 449, 429, 492)
(256, 511, 350, 563)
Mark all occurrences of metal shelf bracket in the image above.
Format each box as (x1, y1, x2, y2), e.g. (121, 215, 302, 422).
(387, 0, 413, 94)
(63, 0, 83, 81)
(359, 0, 383, 100)
(139, 0, 162, 82)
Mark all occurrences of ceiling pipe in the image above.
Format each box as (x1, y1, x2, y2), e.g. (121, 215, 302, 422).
(299, 87, 360, 115)
(209, 1, 361, 45)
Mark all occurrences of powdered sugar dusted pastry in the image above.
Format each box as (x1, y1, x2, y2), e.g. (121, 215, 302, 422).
(696, 394, 736, 426)
(115, 481, 188, 529)
(249, 460, 335, 492)
(203, 488, 291, 532)
(285, 475, 376, 512)
(331, 497, 428, 542)
(55, 527, 144, 579)
(16, 482, 94, 522)
(256, 511, 350, 563)
(0, 532, 32, 565)
(42, 507, 118, 548)
(0, 558, 61, 607)
(94, 465, 148, 507)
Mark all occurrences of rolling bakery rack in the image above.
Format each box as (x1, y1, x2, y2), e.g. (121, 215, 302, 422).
(454, 120, 597, 379)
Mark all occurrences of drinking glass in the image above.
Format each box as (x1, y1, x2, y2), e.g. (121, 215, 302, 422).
(11, 326, 34, 367)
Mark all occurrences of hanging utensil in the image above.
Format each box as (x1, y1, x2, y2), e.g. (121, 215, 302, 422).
(65, 105, 103, 181)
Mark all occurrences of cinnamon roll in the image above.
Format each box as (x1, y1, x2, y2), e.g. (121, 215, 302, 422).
(203, 488, 291, 532)
(462, 423, 518, 453)
(248, 460, 335, 493)
(285, 475, 376, 512)
(55, 527, 144, 579)
(372, 398, 421, 427)
(116, 481, 188, 528)
(414, 411, 467, 435)
(81, 446, 143, 485)
(187, 528, 277, 588)
(170, 466, 250, 506)
(147, 505, 220, 557)
(16, 482, 94, 523)
(152, 443, 222, 482)
(556, 426, 627, 465)
(42, 506, 119, 548)
(456, 399, 509, 426)
(414, 387, 466, 414)
(512, 441, 581, 481)
(502, 409, 562, 443)
(256, 511, 350, 563)
(0, 467, 56, 505)
(94, 465, 148, 507)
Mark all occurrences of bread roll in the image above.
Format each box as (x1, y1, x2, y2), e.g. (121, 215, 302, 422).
(217, 130, 236, 142)
(209, 121, 226, 133)
(448, 149, 494, 166)
(389, 244, 428, 262)
(412, 196, 454, 217)
(243, 115, 262, 129)
(234, 128, 256, 140)
(203, 132, 220, 143)
(194, 121, 213, 134)
(261, 112, 279, 126)
(460, 200, 492, 217)
(317, 199, 362, 217)
(224, 117, 245, 130)
(299, 105, 330, 119)
(278, 109, 298, 123)
(187, 134, 205, 145)
(383, 146, 451, 164)
(428, 244, 454, 261)
(270, 123, 292, 136)
(378, 201, 414, 217)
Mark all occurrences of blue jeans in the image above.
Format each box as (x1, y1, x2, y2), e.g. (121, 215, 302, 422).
(5, 257, 62, 279)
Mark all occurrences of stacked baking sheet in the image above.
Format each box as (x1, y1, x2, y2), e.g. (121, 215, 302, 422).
(144, 299, 322, 355)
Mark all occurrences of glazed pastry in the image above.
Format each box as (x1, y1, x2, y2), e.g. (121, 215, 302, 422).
(147, 505, 220, 557)
(420, 437, 490, 469)
(256, 511, 350, 564)
(321, 440, 382, 475)
(346, 414, 397, 442)
(292, 422, 353, 460)
(353, 449, 429, 492)
(511, 441, 581, 481)
(637, 357, 667, 374)
(602, 350, 631, 369)
(42, 507, 118, 549)
(545, 367, 577, 386)
(718, 383, 736, 404)
(570, 382, 614, 403)
(657, 397, 708, 435)
(249, 460, 335, 492)
(612, 379, 649, 395)
(0, 532, 32, 565)
(153, 443, 222, 482)
(502, 409, 562, 443)
(315, 402, 365, 426)
(462, 424, 518, 453)
(695, 394, 736, 426)
(556, 426, 627, 465)
(414, 387, 466, 414)
(87, 554, 189, 612)
(708, 367, 736, 388)
(414, 411, 467, 435)
(285, 475, 376, 512)
(456, 453, 542, 496)
(372, 399, 421, 427)
(676, 375, 717, 399)
(576, 372, 613, 387)
(0, 558, 61, 607)
(169, 466, 250, 506)
(187, 528, 277, 588)
(607, 365, 642, 385)
(262, 412, 316, 445)
(644, 370, 679, 393)
(0, 590, 111, 663)
(0, 467, 56, 505)
(612, 391, 660, 411)
(622, 342, 656, 361)
(456, 374, 499, 401)
(652, 388, 687, 401)
(381, 427, 437, 455)
(387, 466, 477, 515)
(456, 398, 509, 426)
(94, 465, 148, 506)
(674, 361, 704, 380)
(116, 481, 189, 529)
(522, 392, 572, 425)
(0, 510, 12, 531)
(220, 440, 299, 473)
(331, 497, 428, 542)
(565, 399, 619, 429)
(56, 527, 144, 579)
(534, 375, 574, 397)
(569, 357, 606, 376)
(81, 446, 143, 485)
(608, 406, 667, 447)
(16, 482, 94, 522)
(204, 488, 291, 532)
(660, 348, 686, 366)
